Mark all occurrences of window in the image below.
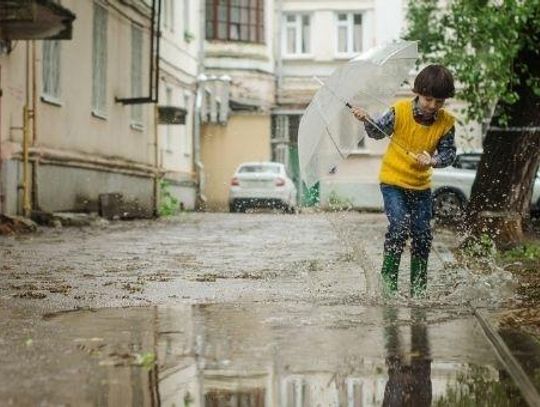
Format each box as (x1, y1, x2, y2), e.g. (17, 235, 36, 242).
(184, 0, 190, 35)
(131, 25, 143, 126)
(336, 12, 363, 55)
(271, 114, 301, 164)
(206, 0, 265, 43)
(163, 0, 175, 32)
(182, 92, 191, 155)
(92, 3, 108, 116)
(42, 40, 61, 100)
(165, 86, 173, 149)
(283, 13, 310, 56)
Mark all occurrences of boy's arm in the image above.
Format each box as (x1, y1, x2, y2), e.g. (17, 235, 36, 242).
(431, 127, 457, 168)
(352, 107, 395, 140)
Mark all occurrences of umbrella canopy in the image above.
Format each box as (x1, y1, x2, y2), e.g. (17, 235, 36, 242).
(298, 41, 418, 188)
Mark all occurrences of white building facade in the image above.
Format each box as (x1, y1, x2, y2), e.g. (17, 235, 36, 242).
(157, 0, 201, 210)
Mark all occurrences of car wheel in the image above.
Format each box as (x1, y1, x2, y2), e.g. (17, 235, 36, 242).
(433, 190, 465, 221)
(286, 205, 297, 214)
(230, 201, 244, 213)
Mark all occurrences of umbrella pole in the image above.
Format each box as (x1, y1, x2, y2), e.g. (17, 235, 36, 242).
(313, 77, 417, 159)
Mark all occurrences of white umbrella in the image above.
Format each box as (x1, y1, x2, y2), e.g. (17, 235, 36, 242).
(298, 41, 419, 188)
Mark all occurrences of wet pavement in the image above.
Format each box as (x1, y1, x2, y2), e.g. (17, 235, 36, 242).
(0, 303, 529, 406)
(0, 212, 537, 405)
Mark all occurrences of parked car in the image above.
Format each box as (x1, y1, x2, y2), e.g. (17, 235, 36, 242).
(229, 162, 297, 213)
(431, 152, 540, 220)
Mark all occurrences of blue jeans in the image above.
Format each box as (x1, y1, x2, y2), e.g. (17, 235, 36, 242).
(380, 184, 433, 259)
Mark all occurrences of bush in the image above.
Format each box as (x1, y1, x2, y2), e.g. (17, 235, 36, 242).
(159, 180, 181, 217)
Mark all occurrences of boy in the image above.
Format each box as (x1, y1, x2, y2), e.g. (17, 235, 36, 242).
(351, 64, 456, 297)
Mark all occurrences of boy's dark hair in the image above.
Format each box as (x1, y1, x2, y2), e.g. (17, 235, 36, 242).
(413, 64, 455, 99)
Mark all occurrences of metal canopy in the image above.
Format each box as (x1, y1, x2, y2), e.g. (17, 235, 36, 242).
(0, 0, 76, 40)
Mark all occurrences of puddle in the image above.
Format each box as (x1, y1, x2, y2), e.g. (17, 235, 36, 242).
(3, 303, 529, 406)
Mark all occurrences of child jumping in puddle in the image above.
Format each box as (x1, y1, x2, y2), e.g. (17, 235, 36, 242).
(351, 64, 457, 297)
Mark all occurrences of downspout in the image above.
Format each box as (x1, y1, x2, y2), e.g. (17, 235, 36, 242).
(193, 0, 207, 207)
(153, 104, 160, 216)
(153, 0, 162, 216)
(276, 0, 284, 90)
(22, 41, 31, 217)
(31, 40, 39, 211)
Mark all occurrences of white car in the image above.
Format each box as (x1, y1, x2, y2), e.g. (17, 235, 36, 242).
(432, 152, 540, 220)
(229, 162, 297, 213)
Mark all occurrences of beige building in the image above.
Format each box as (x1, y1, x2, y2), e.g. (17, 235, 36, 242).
(0, 0, 200, 217)
(198, 0, 276, 211)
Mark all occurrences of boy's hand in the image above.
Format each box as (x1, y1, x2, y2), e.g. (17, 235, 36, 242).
(351, 106, 369, 122)
(416, 151, 435, 167)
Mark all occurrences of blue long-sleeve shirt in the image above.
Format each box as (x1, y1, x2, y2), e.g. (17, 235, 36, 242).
(364, 99, 456, 168)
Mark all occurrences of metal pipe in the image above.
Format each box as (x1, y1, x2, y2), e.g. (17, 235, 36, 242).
(115, 0, 161, 105)
(155, 0, 161, 103)
(153, 104, 160, 216)
(152, 0, 162, 216)
(31, 40, 39, 210)
(148, 0, 156, 99)
(193, 0, 207, 206)
(22, 41, 31, 217)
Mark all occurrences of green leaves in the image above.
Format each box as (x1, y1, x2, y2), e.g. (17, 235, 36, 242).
(405, 0, 540, 124)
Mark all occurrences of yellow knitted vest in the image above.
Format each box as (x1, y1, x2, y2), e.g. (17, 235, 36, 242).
(379, 99, 455, 190)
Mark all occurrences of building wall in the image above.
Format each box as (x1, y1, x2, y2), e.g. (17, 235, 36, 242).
(0, 0, 158, 216)
(199, 0, 276, 211)
(201, 114, 272, 210)
(158, 0, 201, 210)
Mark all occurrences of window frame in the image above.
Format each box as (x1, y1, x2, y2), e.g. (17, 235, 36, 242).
(205, 0, 265, 44)
(130, 24, 144, 129)
(165, 86, 174, 151)
(92, 2, 108, 119)
(335, 11, 363, 57)
(41, 40, 62, 104)
(282, 12, 312, 58)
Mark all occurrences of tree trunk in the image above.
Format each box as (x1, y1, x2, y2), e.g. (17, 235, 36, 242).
(466, 42, 540, 249)
(467, 130, 539, 248)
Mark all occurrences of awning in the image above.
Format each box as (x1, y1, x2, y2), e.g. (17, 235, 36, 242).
(229, 98, 260, 112)
(158, 106, 187, 125)
(0, 0, 76, 40)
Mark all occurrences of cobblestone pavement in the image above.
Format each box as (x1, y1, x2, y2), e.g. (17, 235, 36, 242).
(0, 212, 528, 406)
(0, 211, 516, 312)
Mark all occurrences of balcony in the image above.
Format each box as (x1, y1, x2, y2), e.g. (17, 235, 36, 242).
(0, 0, 76, 40)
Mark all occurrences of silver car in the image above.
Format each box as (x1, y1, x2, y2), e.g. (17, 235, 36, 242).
(432, 152, 540, 220)
(229, 162, 297, 213)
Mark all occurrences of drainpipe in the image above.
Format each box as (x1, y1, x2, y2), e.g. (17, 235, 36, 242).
(194, 76, 206, 207)
(31, 40, 39, 211)
(193, 0, 207, 207)
(22, 41, 32, 217)
(275, 0, 284, 90)
(153, 104, 160, 216)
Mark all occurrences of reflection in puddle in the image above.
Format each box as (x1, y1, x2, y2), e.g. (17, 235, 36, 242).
(41, 304, 525, 406)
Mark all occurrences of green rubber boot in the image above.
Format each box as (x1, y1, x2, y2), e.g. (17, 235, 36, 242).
(381, 253, 400, 295)
(410, 256, 428, 297)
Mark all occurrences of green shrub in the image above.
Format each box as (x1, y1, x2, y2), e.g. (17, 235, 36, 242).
(159, 180, 181, 217)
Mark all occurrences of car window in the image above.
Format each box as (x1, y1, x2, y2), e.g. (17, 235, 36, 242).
(454, 154, 481, 170)
(238, 165, 280, 174)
